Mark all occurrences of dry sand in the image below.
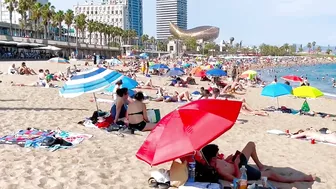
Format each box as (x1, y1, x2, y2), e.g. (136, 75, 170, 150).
(0, 61, 335, 189)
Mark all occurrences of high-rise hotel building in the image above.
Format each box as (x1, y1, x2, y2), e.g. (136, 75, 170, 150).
(156, 0, 187, 40)
(73, 0, 143, 45)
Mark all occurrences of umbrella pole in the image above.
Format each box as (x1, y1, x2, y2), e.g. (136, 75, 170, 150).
(276, 97, 279, 109)
(93, 93, 99, 111)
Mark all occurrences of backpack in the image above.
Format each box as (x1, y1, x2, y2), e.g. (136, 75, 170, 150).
(195, 161, 219, 183)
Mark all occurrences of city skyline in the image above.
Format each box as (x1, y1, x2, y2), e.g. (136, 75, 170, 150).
(50, 0, 336, 46)
(156, 0, 187, 40)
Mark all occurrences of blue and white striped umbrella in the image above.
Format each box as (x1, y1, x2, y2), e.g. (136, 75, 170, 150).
(49, 57, 70, 64)
(59, 68, 124, 98)
(107, 58, 122, 65)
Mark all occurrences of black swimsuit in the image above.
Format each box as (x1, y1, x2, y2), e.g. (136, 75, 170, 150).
(128, 111, 147, 131)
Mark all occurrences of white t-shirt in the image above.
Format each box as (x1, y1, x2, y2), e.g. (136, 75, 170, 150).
(8, 66, 16, 74)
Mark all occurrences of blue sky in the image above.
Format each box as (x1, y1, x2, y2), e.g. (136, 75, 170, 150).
(49, 0, 336, 46)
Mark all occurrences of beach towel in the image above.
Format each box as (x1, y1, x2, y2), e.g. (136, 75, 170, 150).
(0, 128, 92, 151)
(179, 182, 221, 189)
(0, 128, 54, 147)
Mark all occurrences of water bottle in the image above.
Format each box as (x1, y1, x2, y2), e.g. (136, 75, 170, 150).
(239, 165, 248, 189)
(187, 156, 196, 182)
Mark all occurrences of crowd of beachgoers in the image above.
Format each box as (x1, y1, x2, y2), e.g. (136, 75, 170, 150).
(0, 55, 335, 189)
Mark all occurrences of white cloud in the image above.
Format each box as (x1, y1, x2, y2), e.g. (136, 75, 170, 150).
(271, 0, 336, 17)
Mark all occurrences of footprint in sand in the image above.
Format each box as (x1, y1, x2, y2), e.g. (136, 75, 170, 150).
(38, 177, 48, 187)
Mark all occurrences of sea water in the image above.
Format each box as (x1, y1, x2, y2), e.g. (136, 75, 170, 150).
(259, 63, 336, 98)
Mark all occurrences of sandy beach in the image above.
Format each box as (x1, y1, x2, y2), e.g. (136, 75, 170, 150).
(0, 60, 336, 189)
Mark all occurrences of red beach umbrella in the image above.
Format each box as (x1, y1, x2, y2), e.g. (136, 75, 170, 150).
(282, 75, 303, 82)
(194, 70, 206, 77)
(136, 99, 242, 166)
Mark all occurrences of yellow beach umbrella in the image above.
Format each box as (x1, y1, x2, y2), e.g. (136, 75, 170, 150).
(241, 70, 257, 79)
(292, 86, 324, 98)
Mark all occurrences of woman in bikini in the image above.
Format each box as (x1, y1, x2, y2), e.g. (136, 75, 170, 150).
(111, 88, 129, 124)
(127, 92, 156, 132)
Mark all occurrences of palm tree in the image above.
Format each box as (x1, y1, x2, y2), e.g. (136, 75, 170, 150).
(31, 2, 42, 38)
(229, 37, 234, 46)
(129, 29, 137, 45)
(17, 0, 31, 36)
(312, 41, 316, 51)
(307, 42, 312, 53)
(54, 10, 64, 40)
(149, 36, 156, 50)
(87, 20, 96, 44)
(41, 2, 55, 39)
(4, 0, 17, 36)
(74, 13, 86, 43)
(96, 22, 104, 45)
(316, 46, 322, 53)
(109, 26, 117, 46)
(64, 9, 74, 42)
(51, 13, 58, 40)
(141, 34, 149, 49)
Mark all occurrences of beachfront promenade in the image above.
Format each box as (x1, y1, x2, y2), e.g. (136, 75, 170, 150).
(0, 34, 120, 58)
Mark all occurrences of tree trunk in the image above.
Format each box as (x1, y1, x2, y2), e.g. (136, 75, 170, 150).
(67, 26, 70, 42)
(89, 32, 92, 44)
(82, 30, 85, 43)
(59, 23, 62, 40)
(43, 23, 47, 39)
(9, 12, 13, 35)
(34, 20, 38, 38)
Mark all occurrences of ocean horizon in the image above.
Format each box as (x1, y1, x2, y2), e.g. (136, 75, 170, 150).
(259, 63, 336, 98)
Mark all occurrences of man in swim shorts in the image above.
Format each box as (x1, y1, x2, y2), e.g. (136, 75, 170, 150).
(201, 142, 315, 183)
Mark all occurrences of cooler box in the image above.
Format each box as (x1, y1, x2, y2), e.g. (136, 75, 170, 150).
(147, 109, 161, 123)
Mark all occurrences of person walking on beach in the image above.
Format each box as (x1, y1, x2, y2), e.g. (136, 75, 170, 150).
(93, 53, 97, 65)
(231, 65, 237, 81)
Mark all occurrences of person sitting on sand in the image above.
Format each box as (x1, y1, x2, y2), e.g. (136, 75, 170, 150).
(200, 142, 315, 183)
(291, 128, 336, 144)
(37, 69, 47, 86)
(127, 92, 155, 132)
(185, 74, 196, 85)
(8, 64, 18, 74)
(19, 62, 37, 75)
(153, 88, 179, 102)
(111, 88, 129, 124)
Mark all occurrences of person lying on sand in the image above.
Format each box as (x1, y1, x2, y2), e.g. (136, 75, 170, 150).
(299, 111, 336, 118)
(138, 79, 157, 89)
(178, 89, 210, 102)
(19, 62, 37, 75)
(152, 88, 179, 102)
(211, 87, 268, 116)
(200, 142, 316, 183)
(291, 128, 336, 144)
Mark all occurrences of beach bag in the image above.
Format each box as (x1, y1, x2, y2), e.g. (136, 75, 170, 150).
(195, 162, 219, 183)
(170, 160, 188, 187)
(147, 109, 161, 123)
(301, 100, 310, 113)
